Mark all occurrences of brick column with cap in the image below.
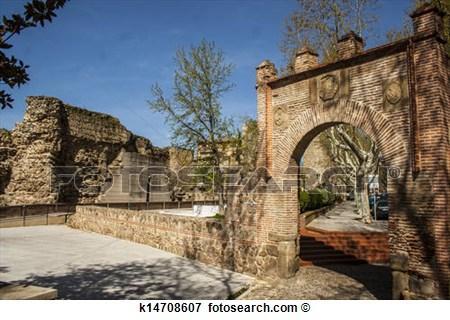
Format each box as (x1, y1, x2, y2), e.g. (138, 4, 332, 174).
(337, 31, 364, 60)
(410, 3, 445, 35)
(293, 46, 319, 73)
(256, 60, 277, 170)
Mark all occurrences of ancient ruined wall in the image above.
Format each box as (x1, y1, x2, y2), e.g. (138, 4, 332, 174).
(99, 151, 170, 203)
(0, 129, 14, 197)
(2, 97, 65, 205)
(0, 96, 169, 205)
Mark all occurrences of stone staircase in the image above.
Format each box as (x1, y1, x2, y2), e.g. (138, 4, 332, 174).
(299, 227, 389, 266)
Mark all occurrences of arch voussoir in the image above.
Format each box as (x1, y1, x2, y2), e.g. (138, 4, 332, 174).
(273, 99, 408, 178)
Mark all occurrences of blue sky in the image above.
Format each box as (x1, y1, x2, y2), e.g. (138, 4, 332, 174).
(0, 0, 411, 147)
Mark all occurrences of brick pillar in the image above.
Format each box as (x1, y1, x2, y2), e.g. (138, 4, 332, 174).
(391, 4, 449, 299)
(337, 31, 364, 60)
(410, 3, 445, 35)
(293, 46, 319, 73)
(264, 189, 299, 278)
(256, 61, 299, 278)
(256, 60, 277, 171)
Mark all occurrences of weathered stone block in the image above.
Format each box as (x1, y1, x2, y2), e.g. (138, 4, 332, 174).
(392, 270, 409, 299)
(391, 251, 409, 272)
(277, 240, 298, 279)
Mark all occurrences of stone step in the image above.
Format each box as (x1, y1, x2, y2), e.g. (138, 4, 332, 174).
(301, 236, 387, 242)
(299, 227, 389, 265)
(300, 229, 388, 238)
(300, 252, 355, 259)
(299, 257, 367, 266)
(301, 247, 388, 256)
(301, 240, 387, 246)
(303, 233, 388, 238)
(0, 282, 57, 300)
(300, 240, 388, 249)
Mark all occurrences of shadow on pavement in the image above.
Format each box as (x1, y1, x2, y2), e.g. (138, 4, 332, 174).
(322, 263, 392, 299)
(20, 257, 248, 300)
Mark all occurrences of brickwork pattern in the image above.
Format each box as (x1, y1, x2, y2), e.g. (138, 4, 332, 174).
(253, 4, 449, 298)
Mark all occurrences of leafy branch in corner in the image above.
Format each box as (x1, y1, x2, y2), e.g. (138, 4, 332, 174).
(0, 0, 68, 109)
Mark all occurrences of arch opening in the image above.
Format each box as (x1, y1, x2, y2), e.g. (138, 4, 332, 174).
(290, 122, 393, 299)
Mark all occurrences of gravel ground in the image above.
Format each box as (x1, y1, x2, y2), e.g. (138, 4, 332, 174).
(239, 264, 392, 300)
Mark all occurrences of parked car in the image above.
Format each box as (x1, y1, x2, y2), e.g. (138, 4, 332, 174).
(372, 199, 389, 220)
(369, 192, 388, 208)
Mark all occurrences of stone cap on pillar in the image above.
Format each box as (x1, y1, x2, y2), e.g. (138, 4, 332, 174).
(296, 45, 318, 56)
(410, 3, 446, 35)
(410, 2, 445, 19)
(337, 31, 364, 60)
(294, 45, 319, 73)
(256, 60, 277, 86)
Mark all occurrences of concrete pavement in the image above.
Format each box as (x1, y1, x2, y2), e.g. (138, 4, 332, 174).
(308, 201, 388, 233)
(0, 225, 253, 299)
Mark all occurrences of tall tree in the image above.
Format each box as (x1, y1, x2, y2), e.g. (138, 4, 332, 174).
(435, 0, 450, 55)
(0, 0, 68, 109)
(148, 40, 234, 209)
(230, 118, 258, 173)
(326, 125, 380, 224)
(280, 0, 378, 71)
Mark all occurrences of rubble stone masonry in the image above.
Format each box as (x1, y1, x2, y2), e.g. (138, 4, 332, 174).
(0, 96, 168, 205)
(68, 191, 277, 277)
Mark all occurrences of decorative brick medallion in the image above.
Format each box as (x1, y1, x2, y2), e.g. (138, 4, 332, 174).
(274, 106, 287, 127)
(385, 80, 402, 105)
(319, 74, 339, 101)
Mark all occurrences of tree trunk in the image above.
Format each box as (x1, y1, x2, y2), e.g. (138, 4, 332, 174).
(355, 173, 372, 224)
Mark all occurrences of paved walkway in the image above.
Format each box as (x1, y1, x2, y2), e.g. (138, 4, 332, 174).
(240, 264, 392, 300)
(0, 225, 252, 299)
(308, 201, 388, 233)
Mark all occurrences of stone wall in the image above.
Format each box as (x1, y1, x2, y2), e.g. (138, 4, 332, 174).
(68, 193, 278, 277)
(0, 129, 14, 195)
(0, 96, 169, 205)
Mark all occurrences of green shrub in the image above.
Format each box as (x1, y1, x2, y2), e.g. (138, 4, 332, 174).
(328, 192, 336, 204)
(299, 191, 310, 212)
(306, 188, 336, 210)
(319, 189, 329, 205)
(308, 188, 322, 210)
(213, 213, 225, 220)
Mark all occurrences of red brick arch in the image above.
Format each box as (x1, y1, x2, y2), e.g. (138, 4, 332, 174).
(253, 4, 449, 299)
(273, 99, 408, 178)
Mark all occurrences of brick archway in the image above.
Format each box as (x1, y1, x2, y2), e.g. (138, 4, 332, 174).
(273, 99, 407, 177)
(252, 4, 449, 299)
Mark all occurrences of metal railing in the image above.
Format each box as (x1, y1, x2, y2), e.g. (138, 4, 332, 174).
(0, 200, 219, 221)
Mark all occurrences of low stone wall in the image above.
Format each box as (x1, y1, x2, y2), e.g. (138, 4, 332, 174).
(298, 204, 336, 230)
(67, 205, 277, 276)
